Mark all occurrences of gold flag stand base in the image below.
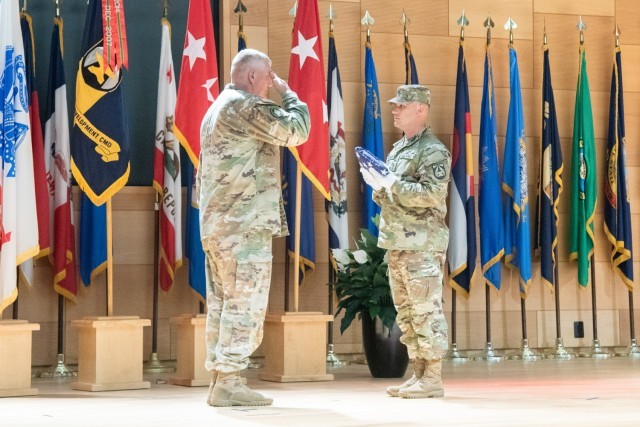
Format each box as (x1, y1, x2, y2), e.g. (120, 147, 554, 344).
(258, 312, 334, 383)
(70, 316, 151, 392)
(169, 314, 209, 387)
(0, 320, 40, 397)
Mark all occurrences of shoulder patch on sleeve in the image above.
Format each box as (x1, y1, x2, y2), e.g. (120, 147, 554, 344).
(431, 162, 447, 180)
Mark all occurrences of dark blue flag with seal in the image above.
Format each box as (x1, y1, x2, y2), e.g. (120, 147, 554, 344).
(71, 0, 129, 206)
(534, 45, 563, 292)
(71, 0, 128, 286)
(604, 47, 633, 290)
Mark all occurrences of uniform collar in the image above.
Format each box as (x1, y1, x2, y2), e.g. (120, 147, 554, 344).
(394, 126, 430, 149)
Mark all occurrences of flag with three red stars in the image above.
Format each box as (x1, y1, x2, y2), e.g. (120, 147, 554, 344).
(174, 0, 218, 300)
(288, 0, 329, 199)
(174, 0, 219, 166)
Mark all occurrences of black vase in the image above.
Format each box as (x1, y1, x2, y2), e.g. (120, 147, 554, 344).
(361, 314, 409, 378)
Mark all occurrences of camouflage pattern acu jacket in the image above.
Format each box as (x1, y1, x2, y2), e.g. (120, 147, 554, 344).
(374, 127, 451, 251)
(198, 84, 310, 239)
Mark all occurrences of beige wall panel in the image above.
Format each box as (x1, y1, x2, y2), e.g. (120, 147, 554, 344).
(449, 0, 534, 40)
(318, 1, 362, 83)
(462, 38, 534, 90)
(363, 33, 459, 86)
(361, 0, 449, 36)
(228, 0, 268, 26)
(618, 308, 640, 346)
(619, 44, 640, 93)
(230, 25, 269, 58)
(532, 14, 615, 94)
(617, 0, 640, 45)
(623, 93, 640, 159)
(268, 0, 296, 80)
(112, 210, 155, 265)
(537, 309, 619, 347)
(537, 310, 628, 348)
(533, 0, 614, 16)
(340, 82, 365, 133)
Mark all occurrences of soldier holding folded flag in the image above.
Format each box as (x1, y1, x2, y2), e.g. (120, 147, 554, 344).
(361, 85, 451, 399)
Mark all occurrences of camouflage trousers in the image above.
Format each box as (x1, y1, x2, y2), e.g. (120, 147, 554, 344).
(388, 250, 448, 361)
(202, 230, 273, 373)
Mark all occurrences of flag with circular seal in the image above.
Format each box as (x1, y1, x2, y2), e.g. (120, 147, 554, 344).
(71, 0, 129, 206)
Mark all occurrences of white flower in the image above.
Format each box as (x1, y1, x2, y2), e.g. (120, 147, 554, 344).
(332, 249, 351, 270)
(352, 250, 369, 265)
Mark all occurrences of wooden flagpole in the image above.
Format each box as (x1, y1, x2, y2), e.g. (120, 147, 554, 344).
(293, 164, 302, 312)
(106, 199, 113, 317)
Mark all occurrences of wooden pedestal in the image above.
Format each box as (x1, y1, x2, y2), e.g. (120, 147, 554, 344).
(169, 314, 208, 387)
(0, 320, 40, 397)
(258, 312, 334, 383)
(70, 316, 151, 392)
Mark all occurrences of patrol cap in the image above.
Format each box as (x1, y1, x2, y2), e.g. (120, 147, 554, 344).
(387, 84, 431, 106)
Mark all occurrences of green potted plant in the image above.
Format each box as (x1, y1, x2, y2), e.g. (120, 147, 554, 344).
(332, 222, 408, 378)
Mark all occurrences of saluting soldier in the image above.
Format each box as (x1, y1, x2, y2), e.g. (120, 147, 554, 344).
(361, 84, 451, 398)
(198, 48, 310, 407)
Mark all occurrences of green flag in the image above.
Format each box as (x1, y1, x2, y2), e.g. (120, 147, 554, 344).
(569, 49, 596, 287)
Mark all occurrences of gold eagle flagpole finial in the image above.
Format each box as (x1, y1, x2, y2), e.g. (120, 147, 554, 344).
(234, 0, 247, 32)
(327, 4, 336, 35)
(361, 10, 375, 44)
(615, 23, 621, 48)
(457, 10, 469, 41)
(484, 14, 494, 45)
(543, 17, 548, 48)
(576, 15, 587, 47)
(504, 17, 517, 46)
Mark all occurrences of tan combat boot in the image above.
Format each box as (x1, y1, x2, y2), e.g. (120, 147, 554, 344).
(206, 371, 218, 406)
(386, 359, 426, 397)
(210, 372, 273, 407)
(399, 359, 444, 398)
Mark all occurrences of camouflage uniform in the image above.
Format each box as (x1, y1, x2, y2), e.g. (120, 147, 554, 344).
(374, 126, 451, 361)
(198, 84, 310, 373)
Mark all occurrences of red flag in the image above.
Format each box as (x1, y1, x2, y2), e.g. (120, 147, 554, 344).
(175, 0, 219, 166)
(288, 0, 329, 199)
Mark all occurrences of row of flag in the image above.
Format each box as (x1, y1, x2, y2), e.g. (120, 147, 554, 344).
(449, 36, 633, 299)
(2, 0, 633, 316)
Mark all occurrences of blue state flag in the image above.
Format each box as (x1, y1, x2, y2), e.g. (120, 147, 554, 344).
(448, 43, 476, 297)
(604, 47, 633, 290)
(185, 160, 206, 300)
(361, 42, 383, 236)
(478, 44, 504, 290)
(283, 150, 315, 284)
(404, 40, 419, 85)
(534, 46, 563, 291)
(502, 47, 532, 297)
